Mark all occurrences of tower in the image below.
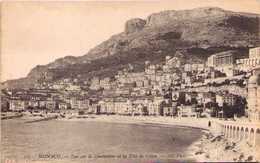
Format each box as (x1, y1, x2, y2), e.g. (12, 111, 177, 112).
(247, 67, 260, 122)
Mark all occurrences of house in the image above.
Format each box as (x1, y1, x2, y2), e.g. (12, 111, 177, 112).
(136, 80, 144, 88)
(65, 84, 81, 91)
(113, 98, 129, 115)
(46, 98, 56, 110)
(192, 64, 205, 72)
(165, 56, 181, 68)
(115, 88, 131, 96)
(99, 77, 112, 90)
(216, 92, 237, 107)
(177, 105, 198, 117)
(196, 92, 216, 106)
(99, 98, 116, 114)
(9, 96, 28, 111)
(184, 64, 192, 72)
(1, 95, 10, 111)
(147, 102, 160, 116)
(185, 92, 198, 104)
(58, 101, 70, 110)
(145, 65, 156, 75)
(249, 47, 260, 58)
(90, 77, 101, 90)
(151, 96, 164, 115)
(69, 96, 90, 110)
(236, 47, 260, 71)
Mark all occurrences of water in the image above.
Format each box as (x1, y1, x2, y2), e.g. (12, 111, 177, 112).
(1, 119, 203, 163)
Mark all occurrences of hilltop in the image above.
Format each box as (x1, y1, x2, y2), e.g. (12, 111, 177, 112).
(4, 7, 260, 88)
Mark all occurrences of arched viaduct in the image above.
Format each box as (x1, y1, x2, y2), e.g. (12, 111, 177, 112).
(219, 121, 260, 147)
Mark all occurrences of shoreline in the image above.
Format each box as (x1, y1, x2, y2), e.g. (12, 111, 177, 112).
(56, 115, 258, 162)
(58, 115, 212, 161)
(4, 114, 258, 162)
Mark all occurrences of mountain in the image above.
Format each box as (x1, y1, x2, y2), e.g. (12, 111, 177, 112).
(3, 7, 260, 88)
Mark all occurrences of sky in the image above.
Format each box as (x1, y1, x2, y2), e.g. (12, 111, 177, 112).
(1, 0, 260, 82)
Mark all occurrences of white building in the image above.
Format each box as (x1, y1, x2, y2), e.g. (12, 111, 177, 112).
(236, 47, 260, 71)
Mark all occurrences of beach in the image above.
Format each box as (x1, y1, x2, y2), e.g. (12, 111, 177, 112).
(2, 116, 202, 163)
(2, 114, 259, 162)
(58, 115, 259, 162)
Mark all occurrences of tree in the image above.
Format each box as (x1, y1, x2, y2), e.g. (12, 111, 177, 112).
(177, 93, 185, 106)
(233, 96, 247, 117)
(191, 98, 198, 105)
(223, 103, 234, 118)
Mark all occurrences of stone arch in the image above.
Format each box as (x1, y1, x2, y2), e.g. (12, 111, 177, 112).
(226, 125, 230, 137)
(245, 127, 249, 140)
(256, 128, 260, 134)
(233, 126, 237, 138)
(240, 127, 245, 140)
(249, 128, 255, 141)
(236, 126, 240, 140)
(222, 125, 226, 134)
(224, 125, 229, 138)
(230, 125, 234, 138)
(256, 128, 260, 146)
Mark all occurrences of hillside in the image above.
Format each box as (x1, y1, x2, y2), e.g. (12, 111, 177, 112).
(3, 7, 260, 88)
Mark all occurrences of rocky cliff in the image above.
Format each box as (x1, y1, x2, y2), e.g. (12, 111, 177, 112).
(3, 7, 260, 88)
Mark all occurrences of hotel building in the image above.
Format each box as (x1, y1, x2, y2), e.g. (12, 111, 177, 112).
(236, 47, 260, 71)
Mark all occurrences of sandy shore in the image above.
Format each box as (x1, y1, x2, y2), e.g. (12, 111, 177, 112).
(57, 115, 258, 162)
(3, 112, 258, 162)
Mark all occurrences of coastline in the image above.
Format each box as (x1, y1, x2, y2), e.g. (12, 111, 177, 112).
(56, 115, 258, 162)
(3, 114, 258, 162)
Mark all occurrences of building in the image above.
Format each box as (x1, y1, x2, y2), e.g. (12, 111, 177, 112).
(164, 56, 181, 70)
(236, 58, 260, 71)
(192, 64, 205, 72)
(58, 101, 70, 110)
(185, 92, 198, 104)
(196, 92, 216, 106)
(113, 98, 129, 115)
(207, 51, 239, 77)
(177, 105, 198, 117)
(236, 47, 260, 71)
(247, 67, 260, 122)
(1, 95, 10, 111)
(184, 64, 192, 72)
(90, 77, 101, 90)
(46, 98, 56, 110)
(9, 96, 28, 111)
(69, 97, 90, 110)
(207, 52, 234, 67)
(99, 77, 112, 90)
(65, 84, 81, 91)
(98, 98, 116, 114)
(216, 92, 237, 107)
(147, 96, 163, 116)
(249, 47, 260, 58)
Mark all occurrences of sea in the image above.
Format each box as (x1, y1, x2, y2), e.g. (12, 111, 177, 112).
(1, 119, 203, 163)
